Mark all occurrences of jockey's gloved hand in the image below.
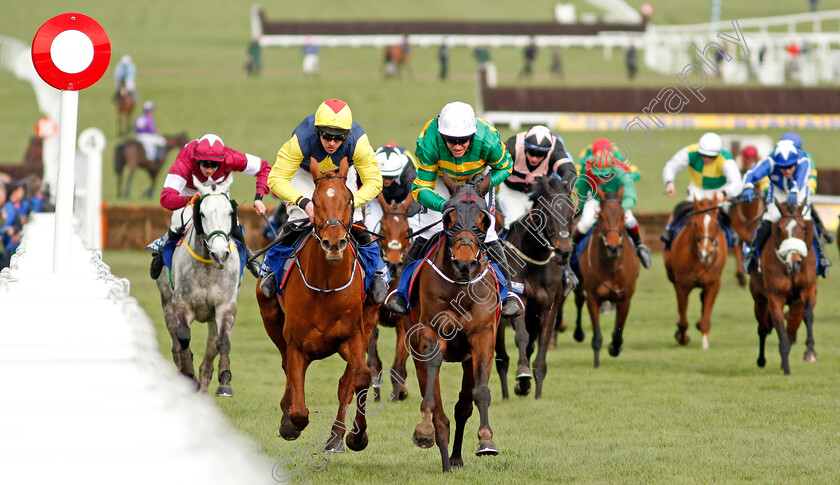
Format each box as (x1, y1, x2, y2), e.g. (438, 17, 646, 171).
(787, 192, 798, 205)
(741, 189, 755, 203)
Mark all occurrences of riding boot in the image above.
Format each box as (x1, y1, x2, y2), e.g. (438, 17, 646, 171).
(628, 230, 652, 269)
(659, 221, 674, 244)
(351, 224, 389, 304)
(743, 220, 772, 274)
(384, 237, 427, 315)
(485, 240, 524, 317)
(561, 264, 579, 298)
(231, 224, 261, 278)
(259, 220, 311, 299)
(150, 228, 183, 279)
(815, 236, 831, 278)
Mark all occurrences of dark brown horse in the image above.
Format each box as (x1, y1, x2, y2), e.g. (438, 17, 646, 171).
(367, 196, 414, 401)
(494, 176, 574, 399)
(114, 82, 134, 136)
(750, 200, 818, 375)
(572, 186, 640, 368)
(256, 157, 376, 453)
(115, 132, 188, 198)
(664, 194, 728, 349)
(406, 174, 499, 472)
(731, 171, 765, 286)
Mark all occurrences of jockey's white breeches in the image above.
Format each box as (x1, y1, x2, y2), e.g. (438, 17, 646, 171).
(136, 133, 166, 161)
(576, 198, 637, 234)
(496, 183, 533, 230)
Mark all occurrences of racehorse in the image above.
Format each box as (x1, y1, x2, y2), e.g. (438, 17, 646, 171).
(494, 176, 574, 399)
(572, 186, 640, 368)
(155, 176, 241, 396)
(256, 157, 376, 453)
(115, 132, 188, 198)
(114, 82, 134, 136)
(367, 198, 413, 401)
(731, 186, 764, 287)
(664, 194, 728, 349)
(383, 44, 411, 78)
(406, 173, 500, 472)
(749, 200, 818, 375)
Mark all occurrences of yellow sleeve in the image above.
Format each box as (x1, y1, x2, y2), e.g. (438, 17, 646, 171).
(267, 135, 305, 205)
(351, 133, 383, 207)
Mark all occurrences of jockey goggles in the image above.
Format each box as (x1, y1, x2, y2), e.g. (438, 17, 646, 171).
(198, 159, 222, 170)
(442, 134, 473, 147)
(317, 127, 349, 142)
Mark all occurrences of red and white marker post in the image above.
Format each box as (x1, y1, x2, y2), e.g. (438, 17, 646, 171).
(31, 13, 110, 273)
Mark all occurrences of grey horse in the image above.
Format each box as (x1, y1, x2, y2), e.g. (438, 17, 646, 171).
(156, 175, 241, 396)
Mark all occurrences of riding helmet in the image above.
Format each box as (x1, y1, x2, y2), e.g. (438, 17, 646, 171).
(437, 101, 477, 138)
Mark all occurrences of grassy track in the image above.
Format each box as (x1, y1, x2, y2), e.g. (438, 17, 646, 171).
(107, 249, 840, 483)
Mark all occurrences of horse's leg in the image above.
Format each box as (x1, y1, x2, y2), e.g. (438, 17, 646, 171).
(391, 316, 409, 400)
(573, 286, 586, 343)
(754, 292, 770, 368)
(340, 331, 373, 452)
(586, 295, 603, 368)
(470, 329, 498, 457)
(215, 305, 237, 397)
(801, 290, 818, 363)
(199, 319, 219, 394)
(325, 364, 353, 454)
(674, 283, 691, 346)
(449, 360, 475, 469)
(493, 319, 510, 399)
(412, 333, 444, 450)
(734, 243, 747, 287)
(697, 280, 721, 350)
(366, 324, 382, 401)
(124, 165, 135, 198)
(511, 313, 532, 393)
(609, 298, 631, 357)
(533, 305, 559, 399)
(280, 345, 311, 440)
(174, 306, 199, 389)
(768, 295, 792, 374)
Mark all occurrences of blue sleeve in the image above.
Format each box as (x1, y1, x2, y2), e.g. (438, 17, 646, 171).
(792, 158, 810, 193)
(743, 159, 772, 186)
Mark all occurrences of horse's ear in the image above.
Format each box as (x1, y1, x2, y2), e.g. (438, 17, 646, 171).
(193, 198, 204, 235)
(338, 157, 349, 177)
(616, 185, 624, 200)
(397, 196, 413, 214)
(596, 185, 605, 202)
(476, 210, 491, 233)
(309, 157, 323, 179)
(443, 208, 457, 229)
(477, 175, 493, 197)
(218, 175, 234, 194)
(441, 171, 459, 195)
(193, 174, 210, 196)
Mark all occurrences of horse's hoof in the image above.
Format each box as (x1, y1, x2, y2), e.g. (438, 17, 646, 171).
(324, 437, 345, 454)
(804, 350, 818, 363)
(695, 321, 702, 332)
(757, 357, 766, 368)
(556, 319, 568, 333)
(346, 431, 369, 452)
(513, 378, 531, 397)
(573, 329, 585, 343)
(395, 388, 408, 401)
(412, 424, 435, 449)
(449, 456, 464, 468)
(515, 365, 532, 379)
(215, 386, 234, 397)
(736, 273, 747, 287)
(674, 330, 690, 346)
(608, 343, 622, 357)
(476, 440, 499, 456)
(279, 423, 301, 441)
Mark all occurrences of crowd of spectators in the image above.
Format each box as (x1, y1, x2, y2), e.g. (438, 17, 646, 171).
(0, 174, 52, 269)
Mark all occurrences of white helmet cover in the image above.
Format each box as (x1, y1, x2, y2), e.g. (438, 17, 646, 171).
(697, 132, 722, 156)
(437, 101, 477, 138)
(375, 145, 408, 178)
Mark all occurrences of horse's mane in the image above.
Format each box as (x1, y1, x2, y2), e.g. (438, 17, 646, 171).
(528, 176, 567, 203)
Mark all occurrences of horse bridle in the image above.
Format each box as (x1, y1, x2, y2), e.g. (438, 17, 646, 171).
(198, 192, 234, 249)
(311, 173, 354, 245)
(380, 210, 410, 253)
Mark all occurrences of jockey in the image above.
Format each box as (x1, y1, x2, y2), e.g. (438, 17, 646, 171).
(660, 132, 742, 244)
(364, 143, 420, 233)
(779, 132, 833, 245)
(384, 101, 524, 318)
(578, 138, 640, 181)
(149, 134, 269, 279)
(740, 139, 830, 277)
(499, 125, 579, 293)
(572, 140, 651, 268)
(258, 99, 389, 303)
(499, 125, 576, 228)
(134, 101, 167, 162)
(113, 55, 137, 102)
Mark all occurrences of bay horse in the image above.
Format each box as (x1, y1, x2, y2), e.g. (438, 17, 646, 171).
(406, 173, 500, 472)
(256, 157, 376, 453)
(664, 194, 728, 349)
(367, 197, 413, 401)
(383, 44, 411, 78)
(731, 186, 765, 287)
(155, 176, 241, 395)
(114, 82, 134, 136)
(749, 200, 817, 375)
(494, 176, 574, 399)
(115, 132, 188, 198)
(572, 186, 640, 368)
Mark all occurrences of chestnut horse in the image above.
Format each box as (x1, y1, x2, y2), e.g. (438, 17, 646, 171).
(383, 44, 411, 78)
(256, 157, 376, 452)
(115, 82, 134, 136)
(664, 195, 728, 349)
(749, 200, 818, 375)
(115, 132, 188, 198)
(494, 176, 574, 399)
(367, 198, 413, 401)
(731, 186, 764, 286)
(406, 174, 500, 472)
(572, 186, 640, 368)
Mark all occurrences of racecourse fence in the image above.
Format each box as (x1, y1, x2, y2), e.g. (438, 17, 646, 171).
(0, 213, 274, 485)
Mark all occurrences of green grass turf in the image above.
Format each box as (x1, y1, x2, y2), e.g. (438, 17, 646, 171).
(106, 248, 840, 483)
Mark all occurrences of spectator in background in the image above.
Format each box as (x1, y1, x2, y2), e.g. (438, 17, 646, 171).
(473, 44, 490, 67)
(1, 181, 31, 268)
(519, 36, 538, 79)
(626, 45, 638, 80)
(245, 36, 261, 76)
(758, 45, 767, 65)
(550, 47, 564, 79)
(439, 40, 449, 80)
(301, 36, 321, 77)
(811, 0, 819, 12)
